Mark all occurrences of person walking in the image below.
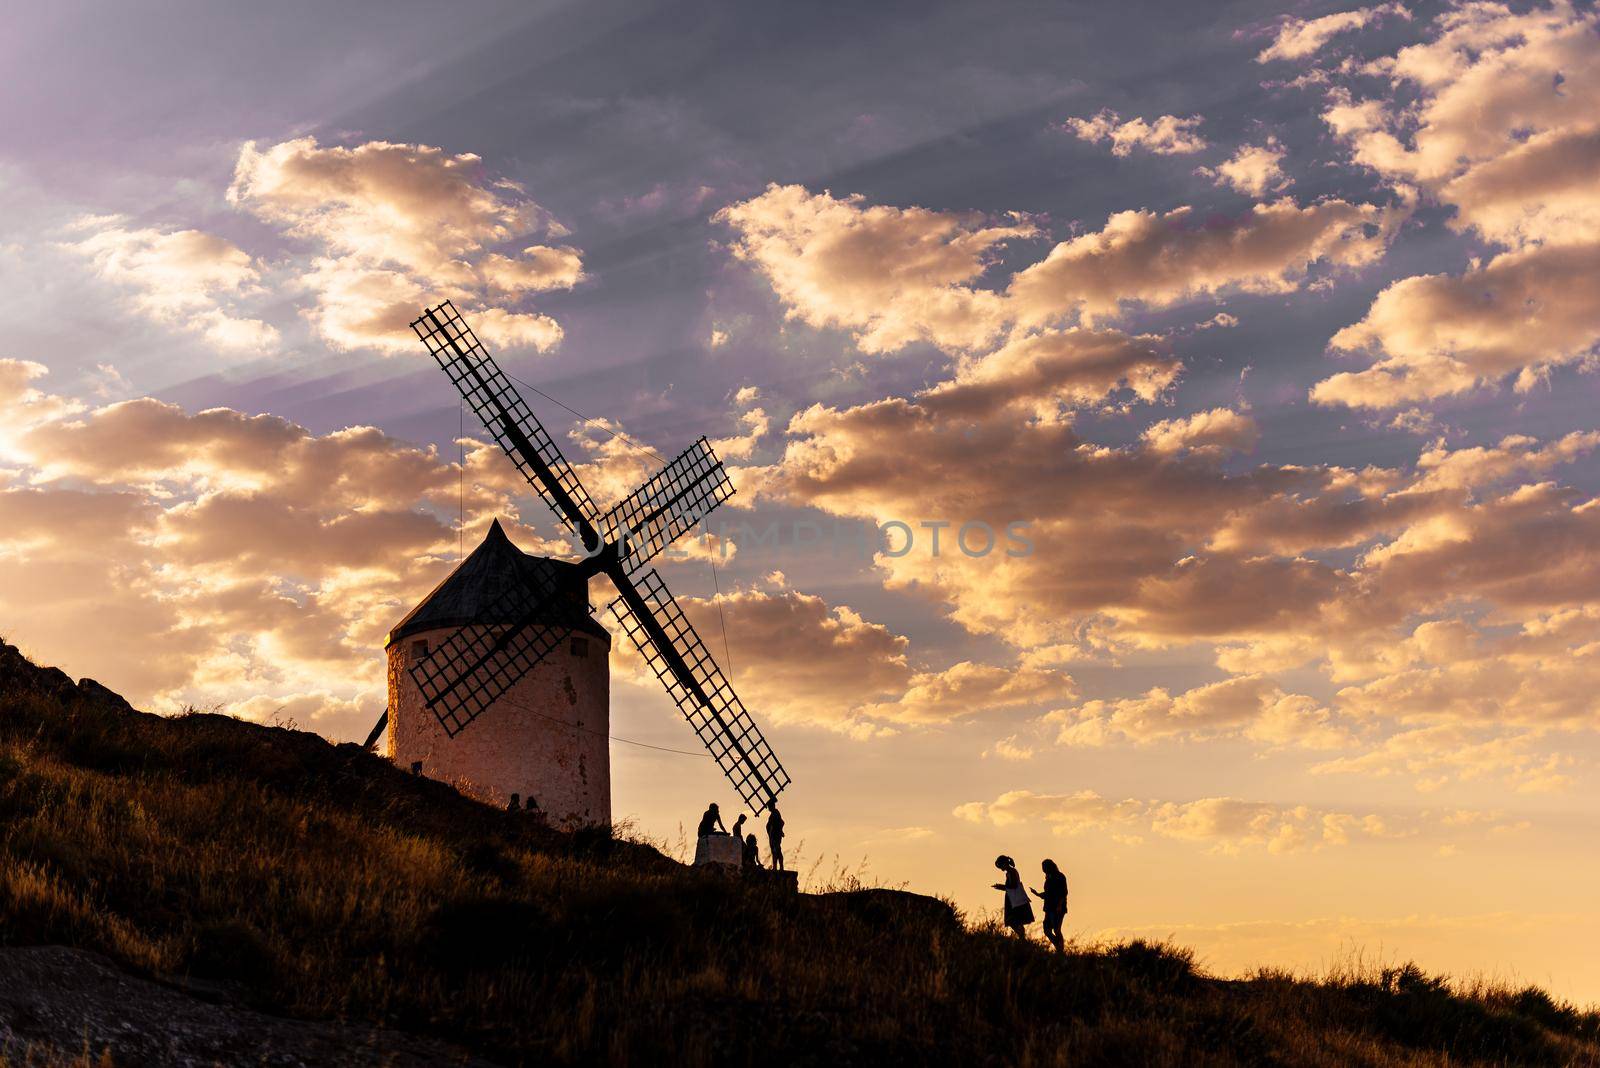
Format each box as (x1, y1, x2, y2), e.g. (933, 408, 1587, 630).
(1030, 858, 1068, 952)
(991, 855, 1033, 939)
(766, 803, 786, 870)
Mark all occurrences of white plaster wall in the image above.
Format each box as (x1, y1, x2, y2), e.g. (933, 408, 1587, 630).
(387, 625, 611, 827)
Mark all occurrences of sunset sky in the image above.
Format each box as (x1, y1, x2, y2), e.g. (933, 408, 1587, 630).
(3, 0, 1598, 1001)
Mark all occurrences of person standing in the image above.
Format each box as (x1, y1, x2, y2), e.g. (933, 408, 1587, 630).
(1030, 858, 1068, 952)
(765, 803, 786, 870)
(991, 855, 1033, 939)
(731, 813, 748, 849)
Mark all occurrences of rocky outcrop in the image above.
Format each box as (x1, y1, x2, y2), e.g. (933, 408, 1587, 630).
(0, 641, 135, 715)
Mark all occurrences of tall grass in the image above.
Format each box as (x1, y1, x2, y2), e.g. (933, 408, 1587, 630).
(2, 646, 1597, 1066)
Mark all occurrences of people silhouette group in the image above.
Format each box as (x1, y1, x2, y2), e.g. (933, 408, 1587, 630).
(696, 800, 786, 871)
(506, 792, 546, 825)
(990, 855, 1069, 950)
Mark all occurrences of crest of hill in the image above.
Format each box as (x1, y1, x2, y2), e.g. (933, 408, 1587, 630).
(1, 639, 1596, 1067)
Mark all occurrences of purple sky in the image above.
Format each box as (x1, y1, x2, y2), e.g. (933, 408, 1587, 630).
(3, 0, 1598, 1000)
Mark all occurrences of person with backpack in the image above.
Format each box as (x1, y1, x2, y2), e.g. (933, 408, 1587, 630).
(1030, 858, 1068, 952)
(991, 855, 1033, 939)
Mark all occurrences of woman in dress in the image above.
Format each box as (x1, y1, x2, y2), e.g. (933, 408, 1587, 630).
(991, 854, 1034, 939)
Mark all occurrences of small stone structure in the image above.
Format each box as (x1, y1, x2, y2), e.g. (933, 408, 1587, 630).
(692, 833, 744, 868)
(386, 519, 612, 827)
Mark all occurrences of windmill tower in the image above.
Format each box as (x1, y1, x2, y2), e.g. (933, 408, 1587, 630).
(385, 519, 612, 825)
(367, 302, 791, 824)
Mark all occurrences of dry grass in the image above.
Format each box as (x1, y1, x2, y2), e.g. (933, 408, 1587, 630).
(1, 643, 1597, 1067)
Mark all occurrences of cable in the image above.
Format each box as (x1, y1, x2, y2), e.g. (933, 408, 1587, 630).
(458, 399, 465, 560)
(500, 368, 668, 464)
(710, 559, 734, 676)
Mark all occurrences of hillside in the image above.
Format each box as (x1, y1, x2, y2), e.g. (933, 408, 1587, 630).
(1, 640, 1596, 1067)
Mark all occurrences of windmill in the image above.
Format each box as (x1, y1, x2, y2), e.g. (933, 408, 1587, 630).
(366, 301, 791, 814)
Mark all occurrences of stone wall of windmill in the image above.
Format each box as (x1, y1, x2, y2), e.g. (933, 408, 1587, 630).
(386, 624, 612, 827)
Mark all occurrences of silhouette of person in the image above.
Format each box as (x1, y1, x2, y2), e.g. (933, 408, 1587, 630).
(766, 804, 786, 870)
(697, 802, 727, 838)
(991, 855, 1033, 939)
(507, 793, 522, 813)
(742, 833, 760, 870)
(1030, 858, 1068, 952)
(527, 796, 547, 827)
(410, 760, 424, 776)
(731, 813, 747, 848)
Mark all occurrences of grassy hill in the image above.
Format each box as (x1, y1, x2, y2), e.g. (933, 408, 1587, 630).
(1, 639, 1596, 1067)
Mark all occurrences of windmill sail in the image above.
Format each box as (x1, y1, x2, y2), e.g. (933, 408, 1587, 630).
(400, 302, 792, 810)
(604, 436, 734, 575)
(411, 302, 603, 550)
(609, 568, 791, 812)
(408, 565, 589, 736)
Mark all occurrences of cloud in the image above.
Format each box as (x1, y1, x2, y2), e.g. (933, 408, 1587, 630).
(1315, 242, 1600, 407)
(985, 735, 1036, 761)
(66, 224, 277, 353)
(231, 691, 377, 740)
(1413, 431, 1600, 492)
(228, 137, 579, 353)
(1255, 3, 1409, 63)
(1063, 110, 1208, 156)
(610, 582, 1070, 734)
(1005, 198, 1404, 327)
(295, 261, 427, 353)
(1313, 723, 1575, 794)
(1140, 408, 1259, 457)
(1050, 674, 1351, 750)
(228, 138, 547, 278)
(1196, 138, 1292, 197)
(1314, 1, 1600, 406)
(954, 788, 1142, 834)
(921, 328, 1181, 417)
(477, 245, 585, 294)
(0, 366, 570, 724)
(744, 283, 1600, 790)
(754, 379, 1325, 648)
(720, 185, 1405, 357)
(0, 359, 82, 445)
(1324, 611, 1600, 733)
(715, 184, 1032, 355)
(858, 660, 1074, 725)
(954, 788, 1506, 855)
(1439, 125, 1600, 247)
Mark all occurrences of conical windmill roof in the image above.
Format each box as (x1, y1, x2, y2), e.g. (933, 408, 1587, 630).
(387, 518, 608, 645)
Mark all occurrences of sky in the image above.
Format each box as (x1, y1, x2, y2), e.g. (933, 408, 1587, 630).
(2, 0, 1599, 1002)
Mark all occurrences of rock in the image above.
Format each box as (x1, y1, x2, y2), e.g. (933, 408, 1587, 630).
(77, 677, 136, 714)
(692, 833, 743, 867)
(0, 945, 495, 1067)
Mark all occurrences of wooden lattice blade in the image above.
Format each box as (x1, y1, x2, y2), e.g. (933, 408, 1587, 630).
(608, 568, 790, 811)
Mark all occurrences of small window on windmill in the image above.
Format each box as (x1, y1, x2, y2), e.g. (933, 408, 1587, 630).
(571, 638, 589, 658)
(411, 640, 429, 659)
